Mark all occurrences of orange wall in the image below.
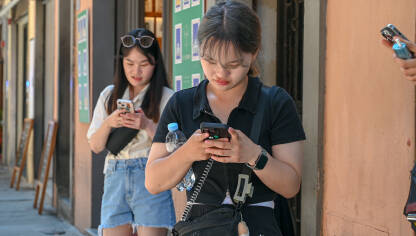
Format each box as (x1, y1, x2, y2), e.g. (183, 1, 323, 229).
(323, 0, 415, 235)
(74, 0, 93, 232)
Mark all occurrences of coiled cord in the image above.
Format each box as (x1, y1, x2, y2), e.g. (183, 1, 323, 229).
(181, 158, 214, 221)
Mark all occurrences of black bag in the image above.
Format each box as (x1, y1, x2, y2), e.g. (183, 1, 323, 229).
(172, 85, 269, 236)
(105, 127, 139, 155)
(173, 207, 240, 236)
(404, 163, 416, 231)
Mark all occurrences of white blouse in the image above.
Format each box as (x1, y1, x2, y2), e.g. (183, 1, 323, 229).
(87, 84, 174, 171)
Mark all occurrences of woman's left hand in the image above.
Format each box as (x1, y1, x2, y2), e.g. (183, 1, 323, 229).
(204, 127, 261, 164)
(120, 110, 149, 130)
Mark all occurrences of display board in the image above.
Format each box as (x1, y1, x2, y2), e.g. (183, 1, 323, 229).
(33, 121, 58, 215)
(77, 9, 90, 123)
(10, 118, 34, 190)
(172, 0, 204, 91)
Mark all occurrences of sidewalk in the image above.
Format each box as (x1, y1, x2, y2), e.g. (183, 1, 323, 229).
(0, 164, 84, 236)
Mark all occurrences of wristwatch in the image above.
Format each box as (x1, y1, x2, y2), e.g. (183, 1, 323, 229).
(246, 147, 268, 170)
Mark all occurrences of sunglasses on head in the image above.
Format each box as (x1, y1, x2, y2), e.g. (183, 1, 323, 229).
(120, 35, 154, 48)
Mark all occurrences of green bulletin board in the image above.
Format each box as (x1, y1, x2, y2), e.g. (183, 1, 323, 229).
(173, 0, 204, 91)
(77, 10, 90, 123)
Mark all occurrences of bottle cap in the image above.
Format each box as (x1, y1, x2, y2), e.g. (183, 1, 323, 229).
(168, 123, 178, 132)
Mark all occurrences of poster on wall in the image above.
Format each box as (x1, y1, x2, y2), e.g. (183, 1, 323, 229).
(172, 0, 204, 91)
(192, 73, 200, 87)
(192, 0, 200, 7)
(175, 0, 182, 12)
(77, 10, 90, 123)
(183, 0, 191, 9)
(191, 18, 200, 61)
(175, 24, 182, 64)
(175, 76, 182, 92)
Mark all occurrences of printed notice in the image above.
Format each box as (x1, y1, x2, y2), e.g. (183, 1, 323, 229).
(77, 9, 90, 123)
(183, 0, 190, 9)
(175, 76, 182, 91)
(192, 73, 200, 87)
(191, 0, 200, 7)
(175, 24, 183, 64)
(191, 18, 200, 61)
(175, 0, 182, 12)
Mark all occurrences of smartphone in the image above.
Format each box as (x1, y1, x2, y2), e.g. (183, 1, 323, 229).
(200, 122, 231, 140)
(117, 99, 134, 113)
(381, 24, 414, 59)
(380, 24, 409, 43)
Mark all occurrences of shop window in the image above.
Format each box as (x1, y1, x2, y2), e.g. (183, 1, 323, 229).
(145, 0, 163, 49)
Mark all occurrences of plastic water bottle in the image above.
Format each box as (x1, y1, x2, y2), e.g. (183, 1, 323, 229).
(166, 123, 195, 191)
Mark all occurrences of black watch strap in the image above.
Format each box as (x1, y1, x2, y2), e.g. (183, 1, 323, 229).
(246, 148, 268, 170)
(255, 148, 268, 170)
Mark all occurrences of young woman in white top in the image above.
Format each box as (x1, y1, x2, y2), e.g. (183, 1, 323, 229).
(87, 28, 175, 236)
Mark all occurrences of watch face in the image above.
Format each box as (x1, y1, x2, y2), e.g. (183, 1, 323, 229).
(255, 149, 268, 170)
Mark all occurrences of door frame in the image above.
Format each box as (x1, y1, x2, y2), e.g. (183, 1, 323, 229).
(16, 15, 32, 182)
(301, 0, 326, 235)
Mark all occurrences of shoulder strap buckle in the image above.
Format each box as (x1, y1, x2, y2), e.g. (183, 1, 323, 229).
(233, 174, 254, 203)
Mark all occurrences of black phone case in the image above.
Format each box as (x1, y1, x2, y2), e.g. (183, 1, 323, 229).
(200, 122, 231, 140)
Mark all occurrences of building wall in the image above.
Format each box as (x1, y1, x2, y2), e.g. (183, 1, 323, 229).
(256, 0, 277, 86)
(323, 0, 415, 235)
(5, 5, 16, 167)
(73, 0, 93, 232)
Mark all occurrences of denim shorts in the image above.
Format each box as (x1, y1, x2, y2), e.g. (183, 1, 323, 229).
(99, 158, 175, 235)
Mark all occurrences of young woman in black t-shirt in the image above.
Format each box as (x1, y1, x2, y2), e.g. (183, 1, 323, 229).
(146, 1, 305, 235)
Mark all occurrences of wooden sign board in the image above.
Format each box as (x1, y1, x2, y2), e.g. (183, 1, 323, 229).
(10, 118, 34, 190)
(33, 121, 58, 215)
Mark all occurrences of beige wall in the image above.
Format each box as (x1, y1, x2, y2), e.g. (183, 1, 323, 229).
(74, 0, 93, 232)
(323, 0, 415, 235)
(256, 0, 276, 86)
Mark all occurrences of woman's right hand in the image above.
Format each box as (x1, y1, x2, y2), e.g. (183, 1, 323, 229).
(181, 129, 211, 162)
(104, 109, 125, 128)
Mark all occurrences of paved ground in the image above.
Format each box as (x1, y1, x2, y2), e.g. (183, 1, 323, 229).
(0, 164, 84, 236)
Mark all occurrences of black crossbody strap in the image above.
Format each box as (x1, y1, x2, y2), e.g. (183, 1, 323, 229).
(233, 85, 270, 207)
(251, 86, 269, 143)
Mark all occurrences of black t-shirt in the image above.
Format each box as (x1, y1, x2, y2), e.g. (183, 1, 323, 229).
(153, 77, 306, 205)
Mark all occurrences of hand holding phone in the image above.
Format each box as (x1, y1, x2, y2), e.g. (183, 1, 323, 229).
(117, 99, 134, 113)
(200, 122, 231, 140)
(381, 24, 414, 59)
